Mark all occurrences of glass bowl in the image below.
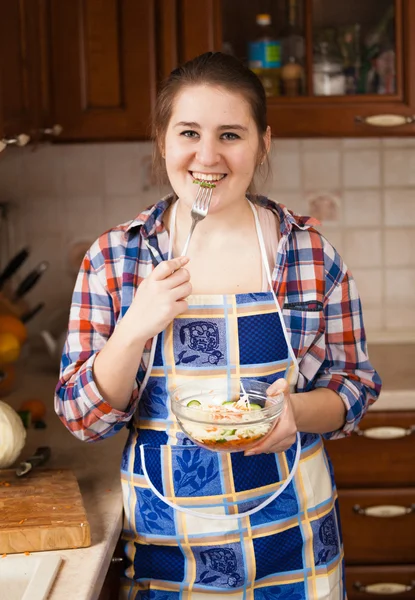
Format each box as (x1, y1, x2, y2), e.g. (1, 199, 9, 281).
(170, 379, 284, 452)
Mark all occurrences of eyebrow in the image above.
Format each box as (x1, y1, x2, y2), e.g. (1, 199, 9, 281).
(174, 121, 248, 132)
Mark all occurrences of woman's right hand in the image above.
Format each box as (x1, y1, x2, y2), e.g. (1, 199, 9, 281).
(123, 256, 192, 343)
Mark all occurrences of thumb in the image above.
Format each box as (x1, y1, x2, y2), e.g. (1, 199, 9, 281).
(267, 378, 288, 397)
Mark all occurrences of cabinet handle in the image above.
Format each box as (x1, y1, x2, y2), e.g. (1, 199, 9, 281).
(0, 133, 30, 152)
(354, 425, 415, 439)
(354, 580, 415, 595)
(41, 124, 63, 137)
(353, 504, 415, 517)
(355, 114, 415, 127)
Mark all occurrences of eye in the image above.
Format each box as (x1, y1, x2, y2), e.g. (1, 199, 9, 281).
(221, 132, 241, 141)
(180, 130, 199, 138)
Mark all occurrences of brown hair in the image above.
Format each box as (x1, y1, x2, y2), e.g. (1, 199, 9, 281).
(152, 52, 269, 187)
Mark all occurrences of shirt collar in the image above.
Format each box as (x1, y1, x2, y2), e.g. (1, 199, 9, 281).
(123, 192, 319, 239)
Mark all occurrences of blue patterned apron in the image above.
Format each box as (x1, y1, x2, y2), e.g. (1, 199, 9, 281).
(120, 201, 345, 600)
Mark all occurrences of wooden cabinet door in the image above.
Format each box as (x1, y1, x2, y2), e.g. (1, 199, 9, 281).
(346, 566, 415, 599)
(339, 488, 415, 565)
(179, 0, 415, 137)
(324, 412, 415, 488)
(50, 0, 157, 141)
(0, 0, 44, 141)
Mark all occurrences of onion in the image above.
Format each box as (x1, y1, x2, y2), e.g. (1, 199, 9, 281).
(0, 400, 26, 468)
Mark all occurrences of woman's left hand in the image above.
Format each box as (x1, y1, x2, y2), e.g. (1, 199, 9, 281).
(244, 378, 298, 456)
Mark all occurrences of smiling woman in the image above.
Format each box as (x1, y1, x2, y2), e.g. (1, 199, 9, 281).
(55, 52, 381, 600)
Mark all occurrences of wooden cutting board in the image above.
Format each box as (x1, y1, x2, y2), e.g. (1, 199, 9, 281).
(0, 468, 91, 554)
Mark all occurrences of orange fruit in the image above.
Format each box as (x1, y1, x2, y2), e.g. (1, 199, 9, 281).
(0, 315, 27, 344)
(19, 399, 46, 422)
(0, 333, 20, 363)
(0, 364, 16, 397)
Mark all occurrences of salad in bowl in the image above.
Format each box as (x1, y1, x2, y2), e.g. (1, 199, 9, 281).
(170, 379, 284, 452)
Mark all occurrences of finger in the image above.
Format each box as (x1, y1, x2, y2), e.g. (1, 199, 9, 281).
(152, 257, 189, 281)
(267, 378, 288, 397)
(170, 281, 192, 301)
(162, 267, 190, 289)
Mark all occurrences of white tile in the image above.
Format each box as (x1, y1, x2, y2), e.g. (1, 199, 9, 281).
(384, 189, 415, 226)
(270, 191, 307, 215)
(343, 230, 382, 268)
(342, 138, 381, 149)
(316, 227, 344, 254)
(102, 195, 149, 231)
(301, 139, 342, 151)
(24, 196, 64, 235)
(61, 144, 104, 196)
(303, 151, 341, 188)
(103, 142, 153, 196)
(344, 190, 382, 227)
(385, 268, 415, 305)
(271, 139, 300, 152)
(384, 305, 415, 330)
(269, 151, 301, 190)
(385, 229, 415, 266)
(350, 269, 383, 306)
(0, 149, 23, 199)
(384, 149, 415, 186)
(343, 150, 381, 188)
(382, 137, 415, 148)
(361, 307, 383, 332)
(62, 195, 105, 238)
(20, 145, 64, 197)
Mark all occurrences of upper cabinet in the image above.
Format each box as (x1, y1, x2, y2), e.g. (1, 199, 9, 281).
(180, 0, 415, 137)
(49, 0, 157, 141)
(2, 0, 415, 144)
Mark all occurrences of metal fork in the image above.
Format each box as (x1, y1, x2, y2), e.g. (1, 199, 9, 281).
(180, 185, 214, 256)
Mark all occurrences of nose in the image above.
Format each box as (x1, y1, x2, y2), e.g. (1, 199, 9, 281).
(195, 135, 220, 167)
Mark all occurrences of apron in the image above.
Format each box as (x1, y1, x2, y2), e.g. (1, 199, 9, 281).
(120, 200, 345, 600)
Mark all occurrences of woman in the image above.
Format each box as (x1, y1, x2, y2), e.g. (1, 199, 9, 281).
(56, 52, 381, 599)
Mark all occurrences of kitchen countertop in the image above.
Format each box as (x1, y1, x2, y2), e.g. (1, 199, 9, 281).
(3, 341, 414, 599)
(6, 359, 128, 600)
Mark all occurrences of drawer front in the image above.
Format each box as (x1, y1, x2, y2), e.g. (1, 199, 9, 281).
(346, 565, 415, 599)
(325, 412, 415, 488)
(338, 489, 415, 564)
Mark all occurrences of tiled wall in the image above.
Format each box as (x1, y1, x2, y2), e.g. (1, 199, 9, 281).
(0, 138, 414, 339)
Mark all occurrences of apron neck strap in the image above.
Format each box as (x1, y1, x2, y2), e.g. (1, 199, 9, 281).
(168, 198, 272, 290)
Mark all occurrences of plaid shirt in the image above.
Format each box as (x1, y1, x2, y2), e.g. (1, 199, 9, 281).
(55, 194, 382, 442)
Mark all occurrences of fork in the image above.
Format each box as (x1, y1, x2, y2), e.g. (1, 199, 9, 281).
(180, 184, 214, 256)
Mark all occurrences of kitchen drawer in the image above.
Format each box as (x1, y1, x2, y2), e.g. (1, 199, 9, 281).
(346, 565, 415, 599)
(325, 412, 415, 488)
(338, 489, 415, 564)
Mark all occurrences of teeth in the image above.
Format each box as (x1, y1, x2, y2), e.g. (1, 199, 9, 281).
(192, 172, 225, 182)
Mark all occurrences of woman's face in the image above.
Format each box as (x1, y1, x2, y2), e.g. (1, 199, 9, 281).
(163, 84, 268, 212)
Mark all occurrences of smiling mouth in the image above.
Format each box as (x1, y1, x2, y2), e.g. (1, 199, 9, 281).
(190, 171, 227, 183)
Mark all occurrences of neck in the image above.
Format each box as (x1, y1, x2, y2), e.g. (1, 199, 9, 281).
(174, 195, 254, 235)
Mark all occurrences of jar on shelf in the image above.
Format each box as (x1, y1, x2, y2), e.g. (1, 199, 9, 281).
(313, 41, 346, 96)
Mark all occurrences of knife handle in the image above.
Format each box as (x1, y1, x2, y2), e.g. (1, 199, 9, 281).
(0, 247, 30, 289)
(13, 261, 49, 299)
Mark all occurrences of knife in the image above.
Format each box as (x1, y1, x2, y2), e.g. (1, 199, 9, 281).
(0, 247, 30, 290)
(16, 446, 51, 477)
(12, 261, 49, 300)
(21, 302, 45, 323)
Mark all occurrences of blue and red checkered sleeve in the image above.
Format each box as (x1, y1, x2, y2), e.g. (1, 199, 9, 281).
(314, 242, 382, 439)
(54, 236, 139, 442)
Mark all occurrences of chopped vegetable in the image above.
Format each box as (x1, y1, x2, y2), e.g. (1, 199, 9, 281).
(187, 399, 201, 407)
(192, 179, 216, 188)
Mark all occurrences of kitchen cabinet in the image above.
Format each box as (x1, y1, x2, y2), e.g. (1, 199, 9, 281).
(178, 0, 415, 137)
(0, 0, 55, 151)
(49, 0, 157, 141)
(325, 410, 415, 599)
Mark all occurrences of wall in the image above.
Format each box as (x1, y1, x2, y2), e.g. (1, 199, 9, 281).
(0, 138, 414, 340)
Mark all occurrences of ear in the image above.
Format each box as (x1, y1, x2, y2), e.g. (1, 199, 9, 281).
(158, 135, 166, 160)
(264, 126, 271, 155)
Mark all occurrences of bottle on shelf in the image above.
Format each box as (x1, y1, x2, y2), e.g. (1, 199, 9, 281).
(248, 13, 281, 97)
(280, 0, 305, 67)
